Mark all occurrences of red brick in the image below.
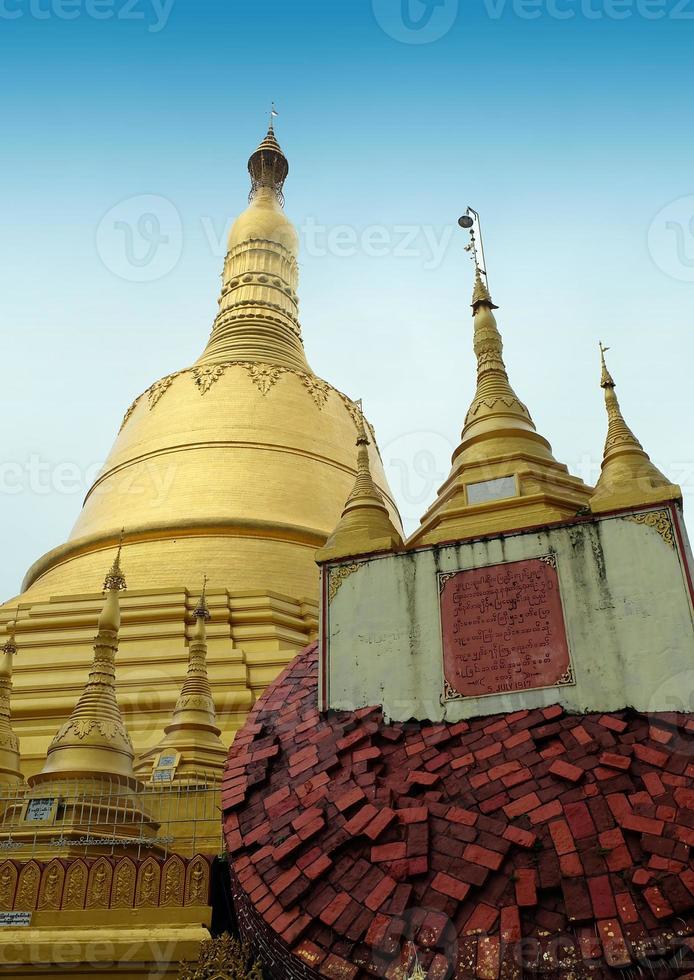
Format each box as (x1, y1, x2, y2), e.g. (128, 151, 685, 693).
(397, 806, 428, 824)
(528, 799, 562, 824)
(597, 918, 631, 967)
(515, 868, 537, 907)
(643, 885, 674, 919)
(371, 842, 406, 863)
(343, 804, 378, 835)
(502, 825, 536, 848)
(549, 819, 576, 856)
(364, 875, 397, 911)
(599, 751, 631, 771)
(620, 813, 664, 836)
(549, 759, 585, 782)
(334, 787, 365, 812)
(432, 871, 470, 902)
(588, 875, 616, 918)
(599, 715, 628, 733)
(364, 807, 397, 841)
(447, 806, 478, 827)
(319, 891, 351, 926)
(633, 743, 668, 768)
(500, 905, 521, 942)
(503, 792, 541, 819)
(463, 843, 505, 870)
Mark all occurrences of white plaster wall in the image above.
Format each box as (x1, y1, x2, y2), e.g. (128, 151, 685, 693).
(323, 507, 694, 721)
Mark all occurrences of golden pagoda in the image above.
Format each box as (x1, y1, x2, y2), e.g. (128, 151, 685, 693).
(316, 405, 404, 562)
(2, 120, 401, 775)
(408, 252, 592, 546)
(135, 581, 228, 783)
(589, 343, 681, 512)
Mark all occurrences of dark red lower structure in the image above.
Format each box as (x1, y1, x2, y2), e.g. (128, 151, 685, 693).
(222, 643, 694, 978)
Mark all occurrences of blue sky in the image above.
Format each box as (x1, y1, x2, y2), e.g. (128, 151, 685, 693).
(1, 0, 693, 600)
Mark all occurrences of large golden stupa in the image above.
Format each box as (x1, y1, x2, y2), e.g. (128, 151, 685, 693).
(2, 122, 401, 774)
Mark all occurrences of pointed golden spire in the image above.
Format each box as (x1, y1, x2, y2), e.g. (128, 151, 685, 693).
(197, 115, 309, 371)
(408, 218, 591, 547)
(0, 622, 22, 786)
(316, 402, 403, 562)
(29, 542, 137, 789)
(135, 578, 227, 784)
(590, 344, 681, 513)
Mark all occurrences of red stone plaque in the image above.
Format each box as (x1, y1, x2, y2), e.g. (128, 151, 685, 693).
(440, 556, 573, 700)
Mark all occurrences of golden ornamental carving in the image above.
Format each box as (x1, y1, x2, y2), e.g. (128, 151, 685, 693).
(119, 397, 140, 433)
(62, 861, 88, 909)
(86, 859, 113, 909)
(624, 509, 675, 549)
(147, 373, 179, 408)
(302, 374, 330, 409)
(465, 394, 529, 423)
(193, 364, 227, 394)
(112, 857, 136, 908)
(328, 562, 361, 604)
(0, 731, 19, 751)
(178, 933, 262, 980)
(161, 856, 185, 907)
(0, 861, 17, 910)
(16, 862, 40, 910)
(51, 717, 133, 747)
(135, 857, 161, 908)
(246, 363, 281, 395)
(184, 857, 210, 906)
(38, 860, 64, 910)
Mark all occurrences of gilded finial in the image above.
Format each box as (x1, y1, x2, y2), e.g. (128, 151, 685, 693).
(194, 575, 211, 622)
(599, 341, 615, 388)
(103, 529, 127, 592)
(355, 399, 369, 446)
(248, 108, 288, 204)
(269, 101, 278, 132)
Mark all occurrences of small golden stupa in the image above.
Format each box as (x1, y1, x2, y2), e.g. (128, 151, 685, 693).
(589, 343, 681, 512)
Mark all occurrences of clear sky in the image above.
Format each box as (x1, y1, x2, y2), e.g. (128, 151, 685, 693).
(1, 0, 693, 601)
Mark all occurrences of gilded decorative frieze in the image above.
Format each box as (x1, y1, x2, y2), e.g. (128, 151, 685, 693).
(15, 862, 40, 909)
(112, 856, 136, 908)
(135, 857, 161, 907)
(0, 861, 17, 910)
(178, 934, 262, 980)
(624, 509, 675, 549)
(161, 855, 185, 907)
(328, 562, 361, 604)
(62, 860, 88, 909)
(246, 362, 281, 395)
(184, 856, 210, 905)
(86, 858, 112, 908)
(192, 364, 226, 394)
(38, 860, 64, 909)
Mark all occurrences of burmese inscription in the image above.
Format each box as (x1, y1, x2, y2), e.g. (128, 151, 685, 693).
(440, 556, 573, 699)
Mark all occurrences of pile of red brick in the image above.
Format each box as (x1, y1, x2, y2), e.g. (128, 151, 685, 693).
(223, 644, 694, 978)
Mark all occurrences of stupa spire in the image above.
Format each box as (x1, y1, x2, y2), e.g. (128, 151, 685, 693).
(0, 622, 22, 786)
(135, 578, 227, 784)
(408, 211, 591, 546)
(589, 344, 680, 513)
(29, 541, 137, 788)
(316, 403, 403, 562)
(197, 111, 309, 371)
